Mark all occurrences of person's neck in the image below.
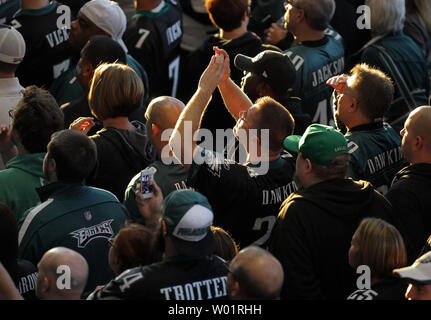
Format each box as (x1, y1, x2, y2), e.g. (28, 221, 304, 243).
(103, 117, 134, 130)
(220, 24, 247, 40)
(293, 26, 325, 43)
(135, 0, 162, 11)
(345, 118, 372, 131)
(164, 237, 178, 259)
(302, 175, 327, 189)
(21, 0, 50, 9)
(0, 72, 15, 79)
(16, 144, 28, 155)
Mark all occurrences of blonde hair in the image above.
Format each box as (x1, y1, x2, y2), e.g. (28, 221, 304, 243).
(355, 218, 407, 279)
(366, 0, 405, 36)
(88, 63, 144, 121)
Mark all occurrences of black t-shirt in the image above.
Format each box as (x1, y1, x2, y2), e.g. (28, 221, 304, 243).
(124, 0, 183, 98)
(8, 1, 74, 88)
(89, 255, 229, 300)
(189, 147, 297, 248)
(16, 259, 38, 300)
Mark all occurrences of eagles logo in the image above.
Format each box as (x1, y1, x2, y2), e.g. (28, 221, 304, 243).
(70, 220, 114, 248)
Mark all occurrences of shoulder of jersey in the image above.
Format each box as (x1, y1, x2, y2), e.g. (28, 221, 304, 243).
(167, 0, 181, 8)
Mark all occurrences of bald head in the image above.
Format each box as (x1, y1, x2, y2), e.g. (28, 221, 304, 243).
(146, 96, 185, 130)
(408, 106, 431, 138)
(36, 247, 89, 300)
(145, 96, 185, 154)
(401, 106, 431, 164)
(228, 246, 284, 300)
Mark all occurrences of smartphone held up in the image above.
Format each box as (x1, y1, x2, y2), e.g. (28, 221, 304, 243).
(140, 168, 155, 198)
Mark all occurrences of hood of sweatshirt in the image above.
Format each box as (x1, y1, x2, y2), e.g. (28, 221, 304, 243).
(6, 153, 46, 179)
(96, 120, 156, 172)
(392, 163, 431, 185)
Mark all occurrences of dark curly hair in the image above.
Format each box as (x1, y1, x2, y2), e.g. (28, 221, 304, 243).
(11, 86, 64, 153)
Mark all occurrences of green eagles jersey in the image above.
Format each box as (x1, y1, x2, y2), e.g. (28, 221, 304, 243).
(284, 28, 345, 126)
(123, 159, 189, 223)
(18, 183, 128, 294)
(345, 122, 408, 194)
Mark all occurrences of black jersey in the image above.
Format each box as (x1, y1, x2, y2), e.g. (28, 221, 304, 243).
(7, 1, 73, 88)
(89, 255, 229, 300)
(189, 147, 297, 248)
(124, 0, 182, 98)
(16, 259, 38, 300)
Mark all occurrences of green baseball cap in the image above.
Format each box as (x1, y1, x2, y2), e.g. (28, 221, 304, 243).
(163, 190, 215, 257)
(283, 124, 348, 165)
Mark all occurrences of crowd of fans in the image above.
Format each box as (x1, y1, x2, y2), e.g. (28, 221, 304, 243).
(0, 0, 431, 301)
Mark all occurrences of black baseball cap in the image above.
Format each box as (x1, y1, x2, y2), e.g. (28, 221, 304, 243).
(234, 50, 296, 95)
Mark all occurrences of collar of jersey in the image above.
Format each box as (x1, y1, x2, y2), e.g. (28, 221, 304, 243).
(246, 156, 284, 170)
(133, 3, 170, 19)
(15, 1, 56, 17)
(348, 121, 383, 133)
(36, 182, 84, 202)
(300, 35, 329, 48)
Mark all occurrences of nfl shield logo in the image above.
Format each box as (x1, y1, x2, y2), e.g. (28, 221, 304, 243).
(83, 210, 92, 221)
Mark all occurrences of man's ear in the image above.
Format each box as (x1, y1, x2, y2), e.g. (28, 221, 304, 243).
(415, 135, 424, 151)
(230, 281, 241, 298)
(296, 7, 306, 23)
(83, 63, 93, 78)
(42, 276, 51, 293)
(304, 158, 313, 173)
(152, 123, 160, 137)
(350, 97, 359, 113)
(162, 220, 167, 237)
(49, 157, 56, 172)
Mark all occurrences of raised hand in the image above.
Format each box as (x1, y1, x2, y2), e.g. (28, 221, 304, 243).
(326, 74, 350, 92)
(213, 46, 231, 82)
(69, 117, 96, 135)
(198, 49, 230, 95)
(135, 179, 163, 231)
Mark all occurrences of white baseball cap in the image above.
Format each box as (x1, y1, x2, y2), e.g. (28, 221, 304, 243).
(0, 24, 26, 64)
(79, 0, 128, 53)
(394, 251, 431, 284)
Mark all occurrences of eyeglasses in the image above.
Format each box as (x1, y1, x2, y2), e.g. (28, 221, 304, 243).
(334, 89, 360, 105)
(239, 110, 248, 122)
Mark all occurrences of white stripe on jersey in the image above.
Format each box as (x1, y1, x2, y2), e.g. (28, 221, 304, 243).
(18, 198, 54, 245)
